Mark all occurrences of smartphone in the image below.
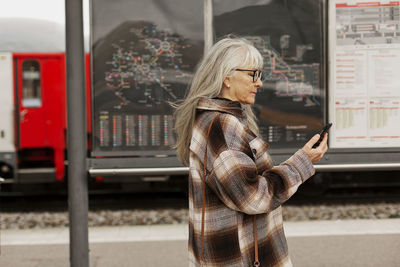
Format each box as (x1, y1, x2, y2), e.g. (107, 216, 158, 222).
(312, 123, 332, 148)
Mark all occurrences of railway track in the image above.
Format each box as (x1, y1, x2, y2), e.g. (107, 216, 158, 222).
(2, 184, 400, 213)
(2, 190, 400, 230)
(289, 185, 400, 205)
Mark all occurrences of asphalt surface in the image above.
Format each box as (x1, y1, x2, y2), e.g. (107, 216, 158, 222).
(1, 219, 400, 267)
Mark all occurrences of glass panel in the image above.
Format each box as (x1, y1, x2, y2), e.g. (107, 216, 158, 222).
(22, 60, 42, 108)
(213, 0, 325, 151)
(91, 0, 204, 156)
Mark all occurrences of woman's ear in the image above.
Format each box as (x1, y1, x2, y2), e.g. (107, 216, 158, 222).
(223, 76, 231, 88)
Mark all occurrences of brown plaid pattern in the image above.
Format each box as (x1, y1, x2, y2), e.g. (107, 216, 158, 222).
(188, 98, 315, 266)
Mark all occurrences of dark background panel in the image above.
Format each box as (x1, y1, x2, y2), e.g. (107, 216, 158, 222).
(91, 0, 204, 156)
(213, 0, 325, 151)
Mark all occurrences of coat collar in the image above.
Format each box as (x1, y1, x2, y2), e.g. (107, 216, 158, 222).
(196, 97, 245, 118)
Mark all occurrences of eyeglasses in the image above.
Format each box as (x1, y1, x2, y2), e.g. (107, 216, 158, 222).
(235, 69, 263, 82)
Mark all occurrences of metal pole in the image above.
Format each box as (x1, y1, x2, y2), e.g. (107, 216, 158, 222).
(204, 0, 213, 54)
(65, 0, 89, 266)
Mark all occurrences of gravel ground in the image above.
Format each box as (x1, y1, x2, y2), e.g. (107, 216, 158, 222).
(2, 202, 400, 229)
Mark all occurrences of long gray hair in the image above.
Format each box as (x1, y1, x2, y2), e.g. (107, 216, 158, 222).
(173, 37, 263, 166)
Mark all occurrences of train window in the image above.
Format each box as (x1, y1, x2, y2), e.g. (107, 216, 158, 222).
(22, 60, 42, 108)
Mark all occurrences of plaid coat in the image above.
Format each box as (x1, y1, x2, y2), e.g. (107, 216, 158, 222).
(188, 98, 315, 267)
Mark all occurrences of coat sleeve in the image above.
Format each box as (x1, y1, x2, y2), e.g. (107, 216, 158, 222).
(205, 114, 315, 215)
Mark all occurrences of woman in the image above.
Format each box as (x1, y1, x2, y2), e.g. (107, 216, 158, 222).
(174, 37, 328, 267)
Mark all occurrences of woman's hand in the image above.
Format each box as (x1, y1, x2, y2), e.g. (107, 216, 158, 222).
(302, 134, 328, 163)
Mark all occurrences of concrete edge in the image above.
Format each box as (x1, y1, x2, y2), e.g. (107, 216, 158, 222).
(2, 219, 400, 245)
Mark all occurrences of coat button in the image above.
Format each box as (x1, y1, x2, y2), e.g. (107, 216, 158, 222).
(252, 148, 257, 154)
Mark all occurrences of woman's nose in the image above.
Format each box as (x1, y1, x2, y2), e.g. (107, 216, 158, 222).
(255, 79, 262, 88)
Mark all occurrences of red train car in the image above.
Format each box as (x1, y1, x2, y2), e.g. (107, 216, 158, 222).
(0, 52, 91, 182)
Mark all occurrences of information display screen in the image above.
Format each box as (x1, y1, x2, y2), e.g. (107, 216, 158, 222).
(329, 0, 400, 148)
(91, 0, 204, 156)
(213, 0, 326, 151)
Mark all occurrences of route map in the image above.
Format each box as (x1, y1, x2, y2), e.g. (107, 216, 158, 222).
(336, 2, 400, 46)
(213, 0, 325, 149)
(92, 20, 202, 155)
(248, 36, 320, 106)
(104, 24, 192, 109)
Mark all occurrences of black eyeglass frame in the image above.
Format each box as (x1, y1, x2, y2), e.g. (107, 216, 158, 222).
(234, 69, 263, 82)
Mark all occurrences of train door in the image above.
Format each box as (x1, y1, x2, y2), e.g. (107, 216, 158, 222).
(17, 58, 48, 148)
(15, 54, 66, 181)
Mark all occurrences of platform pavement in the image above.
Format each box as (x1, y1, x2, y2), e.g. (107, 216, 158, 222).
(1, 219, 400, 266)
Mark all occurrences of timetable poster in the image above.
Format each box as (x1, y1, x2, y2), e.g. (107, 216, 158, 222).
(91, 0, 204, 156)
(329, 0, 400, 148)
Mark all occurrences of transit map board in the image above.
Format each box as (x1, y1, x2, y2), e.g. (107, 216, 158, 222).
(213, 0, 326, 152)
(91, 0, 204, 156)
(329, 0, 400, 148)
(90, 0, 399, 170)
